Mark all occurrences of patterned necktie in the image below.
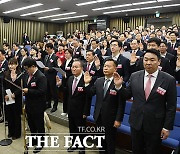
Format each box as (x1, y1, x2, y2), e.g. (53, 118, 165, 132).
(103, 79, 110, 97)
(72, 77, 78, 95)
(145, 74, 152, 100)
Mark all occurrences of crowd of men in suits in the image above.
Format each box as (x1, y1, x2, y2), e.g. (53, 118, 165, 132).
(0, 24, 179, 154)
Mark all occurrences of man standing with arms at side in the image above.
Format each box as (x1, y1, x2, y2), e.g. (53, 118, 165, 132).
(117, 49, 177, 154)
(84, 59, 126, 154)
(22, 58, 47, 153)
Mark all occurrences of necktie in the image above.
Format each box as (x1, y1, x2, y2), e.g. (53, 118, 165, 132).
(87, 63, 90, 71)
(27, 75, 33, 84)
(171, 43, 174, 49)
(0, 62, 2, 68)
(145, 74, 152, 100)
(72, 77, 78, 95)
(103, 79, 110, 97)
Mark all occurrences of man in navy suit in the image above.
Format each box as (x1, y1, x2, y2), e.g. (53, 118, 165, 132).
(118, 49, 177, 154)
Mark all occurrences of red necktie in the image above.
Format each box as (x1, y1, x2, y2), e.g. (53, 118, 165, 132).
(87, 63, 90, 71)
(27, 75, 33, 84)
(72, 77, 78, 95)
(145, 74, 152, 100)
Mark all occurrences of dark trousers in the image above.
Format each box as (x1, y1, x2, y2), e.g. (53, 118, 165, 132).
(96, 115, 117, 154)
(131, 127, 162, 154)
(46, 78, 58, 108)
(62, 87, 68, 113)
(68, 115, 86, 150)
(6, 103, 21, 138)
(26, 109, 45, 146)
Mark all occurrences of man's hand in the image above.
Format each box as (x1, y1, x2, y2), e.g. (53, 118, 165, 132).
(83, 115, 87, 119)
(113, 72, 123, 88)
(11, 93, 15, 99)
(161, 129, 170, 140)
(44, 67, 49, 71)
(113, 121, 121, 128)
(57, 58, 62, 67)
(130, 52, 137, 63)
(22, 88, 28, 94)
(5, 95, 9, 101)
(176, 56, 180, 67)
(56, 76, 62, 87)
(94, 56, 100, 69)
(84, 71, 92, 84)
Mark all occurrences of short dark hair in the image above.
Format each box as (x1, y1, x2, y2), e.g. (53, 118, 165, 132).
(144, 49, 161, 60)
(110, 40, 122, 47)
(104, 58, 118, 67)
(91, 39, 99, 44)
(13, 43, 19, 47)
(3, 43, 10, 47)
(0, 49, 6, 55)
(86, 50, 95, 56)
(169, 31, 178, 37)
(22, 57, 37, 68)
(8, 58, 18, 65)
(147, 37, 161, 47)
(160, 41, 168, 47)
(45, 43, 54, 49)
(65, 48, 73, 56)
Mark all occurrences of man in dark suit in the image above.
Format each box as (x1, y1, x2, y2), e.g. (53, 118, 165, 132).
(118, 49, 177, 154)
(44, 43, 59, 112)
(12, 43, 22, 64)
(118, 33, 131, 51)
(129, 39, 144, 57)
(22, 58, 47, 153)
(72, 39, 84, 61)
(66, 59, 91, 154)
(110, 40, 130, 83)
(84, 59, 126, 154)
(0, 49, 8, 123)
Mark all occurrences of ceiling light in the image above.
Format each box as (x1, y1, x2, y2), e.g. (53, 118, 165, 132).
(157, 0, 172, 2)
(38, 12, 76, 19)
(103, 10, 122, 14)
(76, 0, 110, 6)
(140, 5, 162, 10)
(132, 1, 156, 5)
(0, 0, 12, 5)
(51, 15, 88, 21)
(163, 3, 180, 7)
(20, 8, 60, 16)
(3, 3, 43, 14)
(121, 8, 140, 12)
(93, 4, 132, 11)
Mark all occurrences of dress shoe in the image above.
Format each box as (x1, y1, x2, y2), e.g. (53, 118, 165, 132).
(12, 136, 21, 140)
(33, 147, 43, 153)
(50, 107, 57, 113)
(79, 150, 85, 154)
(67, 146, 77, 152)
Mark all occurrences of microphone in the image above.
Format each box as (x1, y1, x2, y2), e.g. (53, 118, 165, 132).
(16, 70, 26, 80)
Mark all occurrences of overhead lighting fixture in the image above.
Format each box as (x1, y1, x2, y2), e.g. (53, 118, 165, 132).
(103, 10, 122, 14)
(51, 15, 88, 21)
(140, 5, 162, 10)
(76, 0, 110, 6)
(132, 1, 156, 5)
(3, 3, 43, 14)
(93, 4, 132, 11)
(163, 3, 180, 7)
(121, 8, 140, 12)
(38, 12, 77, 19)
(20, 8, 60, 16)
(157, 0, 172, 2)
(0, 0, 12, 5)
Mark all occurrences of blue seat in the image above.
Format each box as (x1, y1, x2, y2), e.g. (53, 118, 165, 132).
(177, 86, 180, 97)
(177, 97, 180, 109)
(162, 111, 180, 148)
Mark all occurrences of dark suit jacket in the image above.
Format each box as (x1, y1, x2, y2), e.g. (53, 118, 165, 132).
(73, 46, 84, 61)
(23, 70, 47, 113)
(165, 52, 176, 71)
(67, 75, 91, 118)
(120, 70, 177, 133)
(122, 42, 131, 51)
(167, 41, 180, 57)
(129, 50, 144, 57)
(87, 77, 125, 126)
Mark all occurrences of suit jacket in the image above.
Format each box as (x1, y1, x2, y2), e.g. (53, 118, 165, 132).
(120, 70, 177, 133)
(23, 70, 47, 113)
(165, 52, 176, 71)
(87, 77, 125, 126)
(122, 42, 131, 51)
(129, 50, 144, 57)
(44, 53, 58, 78)
(67, 75, 91, 118)
(73, 46, 84, 61)
(167, 41, 180, 57)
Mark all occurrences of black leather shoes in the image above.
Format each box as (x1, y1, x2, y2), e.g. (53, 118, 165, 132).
(67, 146, 77, 152)
(50, 107, 57, 113)
(33, 147, 43, 153)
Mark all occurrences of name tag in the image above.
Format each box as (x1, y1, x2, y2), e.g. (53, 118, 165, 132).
(117, 64, 122, 69)
(31, 82, 36, 87)
(90, 70, 95, 75)
(175, 48, 178, 50)
(76, 52, 79, 54)
(78, 87, 84, 92)
(124, 46, 127, 49)
(156, 87, 166, 95)
(109, 89, 117, 95)
(50, 59, 54, 63)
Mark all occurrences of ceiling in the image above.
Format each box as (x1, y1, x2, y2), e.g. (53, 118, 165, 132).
(0, 0, 180, 23)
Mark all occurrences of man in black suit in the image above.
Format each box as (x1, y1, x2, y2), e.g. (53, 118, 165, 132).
(0, 49, 8, 123)
(12, 43, 22, 64)
(72, 39, 84, 60)
(66, 59, 91, 154)
(129, 39, 144, 57)
(84, 59, 126, 154)
(44, 43, 59, 112)
(159, 41, 176, 72)
(110, 40, 130, 83)
(118, 33, 131, 51)
(118, 49, 177, 154)
(22, 58, 47, 153)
